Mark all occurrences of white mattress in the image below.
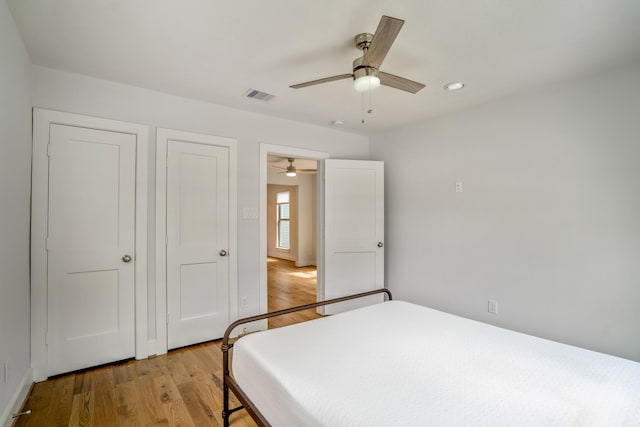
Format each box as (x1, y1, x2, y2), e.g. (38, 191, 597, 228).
(232, 301, 640, 426)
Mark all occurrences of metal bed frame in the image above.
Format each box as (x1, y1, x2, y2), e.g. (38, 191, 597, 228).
(221, 288, 393, 427)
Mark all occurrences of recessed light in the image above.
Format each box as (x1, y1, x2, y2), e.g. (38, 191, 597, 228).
(444, 82, 465, 91)
(331, 120, 344, 126)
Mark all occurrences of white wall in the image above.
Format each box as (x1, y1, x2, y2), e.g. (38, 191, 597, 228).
(371, 61, 640, 362)
(296, 173, 317, 267)
(0, 2, 32, 423)
(30, 65, 369, 342)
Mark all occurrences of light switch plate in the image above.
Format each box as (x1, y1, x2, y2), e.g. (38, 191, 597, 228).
(243, 207, 259, 220)
(488, 299, 498, 314)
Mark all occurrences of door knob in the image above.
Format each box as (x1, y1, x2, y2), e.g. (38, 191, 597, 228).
(377, 242, 384, 248)
(122, 254, 132, 263)
(219, 250, 228, 257)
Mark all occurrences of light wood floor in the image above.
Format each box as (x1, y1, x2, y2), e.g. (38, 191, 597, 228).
(267, 257, 321, 328)
(14, 258, 318, 427)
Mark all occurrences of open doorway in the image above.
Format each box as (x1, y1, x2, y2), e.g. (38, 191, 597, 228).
(266, 155, 322, 328)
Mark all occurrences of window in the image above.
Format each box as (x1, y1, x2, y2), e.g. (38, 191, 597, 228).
(276, 191, 290, 249)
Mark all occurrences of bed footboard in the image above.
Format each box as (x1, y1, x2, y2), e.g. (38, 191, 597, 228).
(221, 288, 393, 427)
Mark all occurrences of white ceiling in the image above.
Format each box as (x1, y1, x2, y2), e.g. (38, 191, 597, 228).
(8, 0, 640, 135)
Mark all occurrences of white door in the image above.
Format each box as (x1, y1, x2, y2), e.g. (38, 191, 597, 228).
(166, 140, 230, 349)
(323, 159, 384, 314)
(47, 124, 136, 376)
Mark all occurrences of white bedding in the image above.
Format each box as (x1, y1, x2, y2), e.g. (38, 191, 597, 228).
(232, 301, 640, 426)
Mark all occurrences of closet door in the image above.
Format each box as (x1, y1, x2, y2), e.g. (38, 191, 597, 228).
(166, 140, 230, 349)
(47, 124, 136, 376)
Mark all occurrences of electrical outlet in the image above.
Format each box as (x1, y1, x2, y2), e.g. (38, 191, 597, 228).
(455, 182, 463, 193)
(240, 296, 248, 308)
(488, 299, 498, 314)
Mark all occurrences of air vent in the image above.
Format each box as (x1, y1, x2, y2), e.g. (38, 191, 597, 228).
(244, 88, 276, 102)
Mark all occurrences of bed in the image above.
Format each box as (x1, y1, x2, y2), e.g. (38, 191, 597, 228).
(221, 289, 640, 426)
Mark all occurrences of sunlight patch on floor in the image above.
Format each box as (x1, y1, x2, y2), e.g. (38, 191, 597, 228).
(289, 271, 317, 279)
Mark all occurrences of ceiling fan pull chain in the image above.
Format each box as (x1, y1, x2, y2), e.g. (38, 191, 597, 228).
(368, 88, 373, 114)
(361, 92, 365, 124)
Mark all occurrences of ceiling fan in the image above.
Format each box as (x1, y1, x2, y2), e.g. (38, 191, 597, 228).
(290, 15, 425, 94)
(273, 158, 317, 177)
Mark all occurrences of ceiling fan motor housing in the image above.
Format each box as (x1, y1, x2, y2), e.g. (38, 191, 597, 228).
(354, 33, 378, 80)
(353, 56, 378, 80)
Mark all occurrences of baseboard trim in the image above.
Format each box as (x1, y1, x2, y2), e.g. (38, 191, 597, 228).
(147, 338, 167, 358)
(267, 252, 295, 262)
(295, 258, 316, 268)
(1, 368, 33, 427)
(147, 338, 157, 357)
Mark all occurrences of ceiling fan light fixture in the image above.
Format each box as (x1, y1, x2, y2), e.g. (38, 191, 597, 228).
(285, 158, 297, 176)
(353, 74, 381, 92)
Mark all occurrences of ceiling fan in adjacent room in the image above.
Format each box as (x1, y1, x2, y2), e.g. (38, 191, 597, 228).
(290, 15, 425, 94)
(272, 158, 317, 177)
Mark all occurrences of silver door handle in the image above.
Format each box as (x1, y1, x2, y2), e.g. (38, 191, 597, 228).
(377, 242, 384, 248)
(122, 254, 132, 263)
(219, 250, 227, 257)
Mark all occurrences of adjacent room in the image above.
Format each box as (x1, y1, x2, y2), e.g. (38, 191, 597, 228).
(1, 0, 639, 426)
(266, 155, 321, 328)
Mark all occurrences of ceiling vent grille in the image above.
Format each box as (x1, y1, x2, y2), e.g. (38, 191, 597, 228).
(244, 88, 276, 102)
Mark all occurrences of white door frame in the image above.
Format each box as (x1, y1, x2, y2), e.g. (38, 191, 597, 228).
(155, 128, 238, 355)
(259, 144, 328, 316)
(31, 108, 149, 381)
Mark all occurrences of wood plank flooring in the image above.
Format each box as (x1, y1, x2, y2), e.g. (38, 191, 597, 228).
(14, 257, 317, 427)
(267, 257, 321, 328)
